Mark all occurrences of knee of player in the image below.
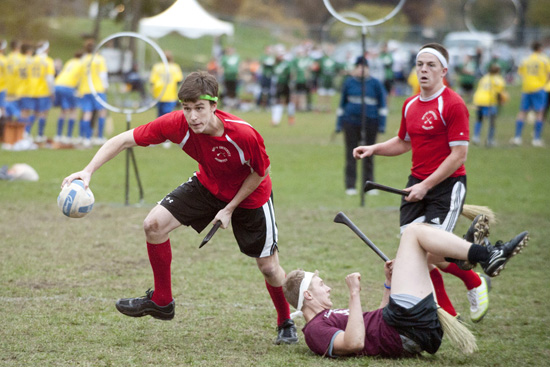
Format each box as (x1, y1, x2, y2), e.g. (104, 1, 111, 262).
(143, 216, 162, 236)
(257, 260, 279, 278)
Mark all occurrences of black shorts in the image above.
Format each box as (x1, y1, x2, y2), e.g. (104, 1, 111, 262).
(275, 83, 291, 104)
(400, 175, 466, 232)
(159, 176, 278, 258)
(382, 293, 443, 355)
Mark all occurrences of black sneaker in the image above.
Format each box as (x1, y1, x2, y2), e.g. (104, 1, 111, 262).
(115, 289, 175, 320)
(480, 232, 529, 277)
(459, 214, 491, 270)
(275, 319, 298, 345)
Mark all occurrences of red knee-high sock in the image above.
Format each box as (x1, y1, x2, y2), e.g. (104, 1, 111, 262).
(265, 280, 291, 326)
(147, 240, 173, 306)
(441, 263, 481, 290)
(430, 268, 457, 317)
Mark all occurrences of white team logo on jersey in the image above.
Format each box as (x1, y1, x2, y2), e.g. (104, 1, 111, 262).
(421, 111, 437, 130)
(212, 146, 231, 163)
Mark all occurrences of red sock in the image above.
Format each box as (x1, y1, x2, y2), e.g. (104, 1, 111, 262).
(265, 280, 291, 326)
(430, 268, 457, 317)
(441, 263, 481, 290)
(147, 240, 173, 306)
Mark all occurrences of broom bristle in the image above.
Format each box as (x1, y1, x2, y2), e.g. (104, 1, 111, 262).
(461, 204, 496, 224)
(437, 307, 478, 354)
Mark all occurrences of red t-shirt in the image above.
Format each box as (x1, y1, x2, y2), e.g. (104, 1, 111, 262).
(302, 308, 404, 358)
(398, 87, 469, 180)
(133, 110, 271, 209)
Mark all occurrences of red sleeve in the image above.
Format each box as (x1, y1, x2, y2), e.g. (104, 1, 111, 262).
(133, 111, 187, 146)
(245, 128, 270, 177)
(445, 100, 470, 143)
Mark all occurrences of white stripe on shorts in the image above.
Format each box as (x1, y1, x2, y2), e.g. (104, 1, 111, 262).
(260, 197, 278, 258)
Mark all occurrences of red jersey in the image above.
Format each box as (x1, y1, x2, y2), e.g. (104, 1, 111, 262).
(398, 87, 469, 180)
(133, 110, 271, 209)
(302, 308, 404, 358)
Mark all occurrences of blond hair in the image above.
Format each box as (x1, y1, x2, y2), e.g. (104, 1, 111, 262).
(283, 269, 318, 310)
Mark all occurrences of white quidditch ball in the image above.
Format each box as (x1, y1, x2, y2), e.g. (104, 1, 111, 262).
(57, 179, 95, 218)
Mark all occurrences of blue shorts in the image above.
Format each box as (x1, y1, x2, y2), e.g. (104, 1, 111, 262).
(0, 90, 6, 108)
(520, 90, 547, 112)
(478, 106, 497, 117)
(157, 101, 177, 116)
(55, 86, 78, 110)
(33, 97, 52, 112)
(5, 100, 21, 119)
(19, 97, 34, 110)
(80, 93, 107, 112)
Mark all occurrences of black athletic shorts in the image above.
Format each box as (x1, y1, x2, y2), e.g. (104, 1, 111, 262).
(399, 175, 466, 232)
(382, 293, 443, 355)
(159, 176, 278, 258)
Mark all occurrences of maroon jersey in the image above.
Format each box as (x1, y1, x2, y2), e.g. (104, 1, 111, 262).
(302, 308, 404, 358)
(133, 110, 271, 209)
(398, 87, 469, 180)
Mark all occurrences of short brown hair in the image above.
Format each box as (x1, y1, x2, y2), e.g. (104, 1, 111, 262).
(178, 70, 219, 103)
(282, 269, 318, 310)
(419, 43, 449, 65)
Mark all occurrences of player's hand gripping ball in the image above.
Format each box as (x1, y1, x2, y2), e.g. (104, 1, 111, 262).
(57, 179, 95, 218)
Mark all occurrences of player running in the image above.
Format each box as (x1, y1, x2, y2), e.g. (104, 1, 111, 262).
(61, 71, 298, 345)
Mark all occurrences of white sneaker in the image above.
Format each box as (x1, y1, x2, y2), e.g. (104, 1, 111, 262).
(345, 188, 357, 196)
(510, 136, 522, 146)
(532, 139, 545, 147)
(467, 273, 490, 323)
(366, 189, 379, 196)
(34, 135, 47, 143)
(82, 138, 92, 148)
(472, 136, 481, 145)
(53, 135, 62, 143)
(163, 141, 171, 149)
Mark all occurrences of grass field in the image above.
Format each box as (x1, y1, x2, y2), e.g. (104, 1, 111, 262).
(1, 84, 550, 367)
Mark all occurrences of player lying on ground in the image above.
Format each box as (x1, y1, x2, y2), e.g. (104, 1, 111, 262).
(283, 222, 528, 358)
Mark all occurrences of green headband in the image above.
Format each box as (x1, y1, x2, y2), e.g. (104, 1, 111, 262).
(179, 95, 219, 103)
(199, 94, 218, 102)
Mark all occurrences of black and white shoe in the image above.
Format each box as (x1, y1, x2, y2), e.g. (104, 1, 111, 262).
(459, 214, 491, 270)
(115, 289, 175, 320)
(480, 232, 529, 277)
(275, 319, 298, 345)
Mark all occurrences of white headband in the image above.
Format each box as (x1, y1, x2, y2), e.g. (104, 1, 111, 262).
(417, 48, 448, 69)
(296, 271, 315, 312)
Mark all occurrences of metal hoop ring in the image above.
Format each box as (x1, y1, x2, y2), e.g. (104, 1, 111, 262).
(323, 0, 406, 28)
(88, 32, 169, 115)
(464, 0, 522, 40)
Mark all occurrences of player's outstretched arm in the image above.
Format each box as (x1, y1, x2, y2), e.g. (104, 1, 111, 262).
(61, 130, 138, 188)
(353, 136, 410, 160)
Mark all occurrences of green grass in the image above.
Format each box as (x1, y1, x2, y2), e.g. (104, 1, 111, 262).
(2, 82, 550, 365)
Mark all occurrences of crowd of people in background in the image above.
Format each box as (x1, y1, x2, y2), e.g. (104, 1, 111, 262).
(0, 36, 549, 151)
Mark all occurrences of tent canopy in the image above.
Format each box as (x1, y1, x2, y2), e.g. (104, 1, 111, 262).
(139, 0, 234, 39)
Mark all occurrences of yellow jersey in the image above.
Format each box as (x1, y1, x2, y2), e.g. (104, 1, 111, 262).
(29, 54, 55, 98)
(17, 54, 34, 98)
(55, 57, 83, 89)
(6, 51, 24, 98)
(149, 62, 184, 102)
(518, 52, 550, 93)
(0, 53, 7, 92)
(78, 53, 108, 95)
(473, 73, 506, 107)
(407, 69, 420, 95)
